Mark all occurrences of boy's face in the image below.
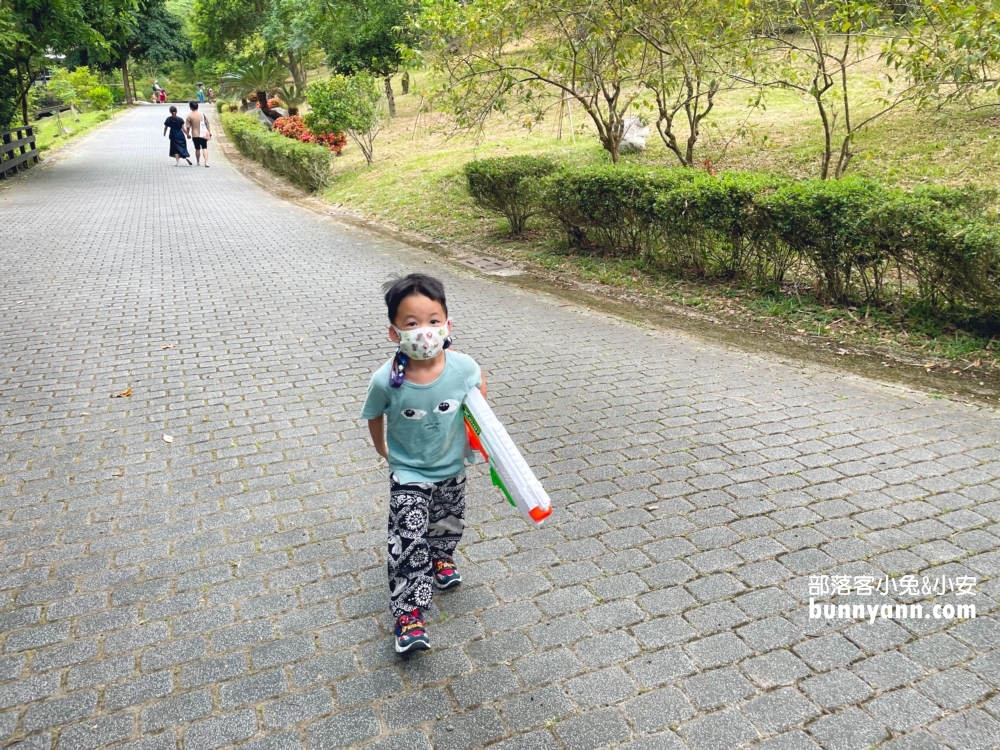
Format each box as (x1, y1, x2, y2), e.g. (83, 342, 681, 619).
(388, 293, 450, 343)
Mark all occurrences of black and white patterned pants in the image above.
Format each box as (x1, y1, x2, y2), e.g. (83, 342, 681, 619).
(387, 473, 467, 618)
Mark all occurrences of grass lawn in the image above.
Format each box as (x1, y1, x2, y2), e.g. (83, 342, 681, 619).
(33, 108, 122, 154)
(303, 65, 1000, 387)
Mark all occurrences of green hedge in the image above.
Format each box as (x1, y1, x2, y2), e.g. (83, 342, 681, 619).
(463, 156, 1000, 315)
(464, 156, 556, 236)
(544, 165, 696, 257)
(219, 110, 334, 192)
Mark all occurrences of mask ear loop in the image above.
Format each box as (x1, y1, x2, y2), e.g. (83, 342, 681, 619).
(443, 318, 453, 350)
(390, 348, 407, 388)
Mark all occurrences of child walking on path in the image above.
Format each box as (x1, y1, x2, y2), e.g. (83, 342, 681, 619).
(361, 274, 487, 654)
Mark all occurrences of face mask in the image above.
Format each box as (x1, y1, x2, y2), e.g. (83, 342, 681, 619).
(393, 322, 450, 361)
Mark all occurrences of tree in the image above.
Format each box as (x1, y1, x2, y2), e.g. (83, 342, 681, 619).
(223, 59, 288, 117)
(64, 0, 190, 104)
(313, 0, 419, 116)
(422, 0, 647, 163)
(744, 0, 920, 179)
(3, 0, 106, 125)
(621, 0, 762, 168)
(276, 82, 306, 115)
(883, 0, 1000, 106)
(48, 67, 94, 123)
(192, 0, 316, 87)
(306, 72, 386, 164)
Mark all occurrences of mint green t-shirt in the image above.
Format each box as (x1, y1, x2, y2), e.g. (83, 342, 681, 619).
(361, 350, 483, 485)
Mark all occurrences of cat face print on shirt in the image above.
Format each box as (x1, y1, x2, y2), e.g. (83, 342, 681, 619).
(400, 399, 461, 431)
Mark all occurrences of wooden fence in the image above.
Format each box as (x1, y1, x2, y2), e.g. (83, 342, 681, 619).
(1, 125, 39, 179)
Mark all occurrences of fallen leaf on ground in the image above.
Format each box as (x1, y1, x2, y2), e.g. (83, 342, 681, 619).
(836, 349, 849, 356)
(923, 363, 935, 370)
(111, 388, 132, 398)
(646, 505, 659, 511)
(796, 329, 806, 334)
(79, 412, 89, 416)
(161, 344, 176, 350)
(163, 435, 173, 443)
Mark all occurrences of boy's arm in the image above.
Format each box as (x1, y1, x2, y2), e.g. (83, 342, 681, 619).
(368, 417, 388, 460)
(479, 369, 487, 400)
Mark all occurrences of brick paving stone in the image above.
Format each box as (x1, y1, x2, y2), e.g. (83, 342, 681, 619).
(500, 686, 573, 732)
(3, 105, 1000, 750)
(554, 707, 632, 750)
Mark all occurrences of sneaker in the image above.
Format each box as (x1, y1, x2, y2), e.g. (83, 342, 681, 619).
(433, 557, 462, 590)
(394, 609, 430, 654)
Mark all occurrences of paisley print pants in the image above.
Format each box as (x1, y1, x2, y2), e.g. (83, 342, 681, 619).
(387, 473, 467, 618)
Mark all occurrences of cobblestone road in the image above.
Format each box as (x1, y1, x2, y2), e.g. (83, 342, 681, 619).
(2, 105, 1000, 750)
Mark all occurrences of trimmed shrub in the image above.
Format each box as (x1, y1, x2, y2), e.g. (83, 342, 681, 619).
(544, 165, 697, 256)
(655, 171, 789, 283)
(870, 190, 1000, 311)
(757, 177, 889, 303)
(464, 156, 557, 236)
(87, 86, 113, 111)
(220, 111, 335, 191)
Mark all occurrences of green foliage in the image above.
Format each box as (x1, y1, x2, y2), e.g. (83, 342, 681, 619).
(464, 156, 557, 236)
(0, 65, 19, 128)
(192, 0, 315, 86)
(87, 85, 113, 109)
(544, 165, 697, 256)
(422, 0, 647, 163)
(222, 59, 286, 98)
(656, 172, 789, 283)
(275, 83, 306, 114)
(305, 72, 385, 165)
(870, 190, 1000, 311)
(220, 109, 335, 190)
(67, 67, 100, 94)
(131, 2, 193, 66)
(48, 68, 85, 110)
(317, 0, 417, 78)
(760, 177, 888, 303)
(467, 156, 1000, 315)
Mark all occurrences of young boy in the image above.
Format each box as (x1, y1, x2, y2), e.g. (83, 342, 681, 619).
(361, 274, 487, 654)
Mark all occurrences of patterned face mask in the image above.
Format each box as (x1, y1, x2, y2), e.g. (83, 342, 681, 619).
(392, 323, 450, 361)
(389, 322, 453, 388)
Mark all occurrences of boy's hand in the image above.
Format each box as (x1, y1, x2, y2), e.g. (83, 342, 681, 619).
(376, 443, 389, 461)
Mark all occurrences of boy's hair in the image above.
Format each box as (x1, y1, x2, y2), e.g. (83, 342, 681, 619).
(381, 274, 448, 323)
(189, 101, 199, 110)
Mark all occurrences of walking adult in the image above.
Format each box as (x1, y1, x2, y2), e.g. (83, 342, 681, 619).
(152, 79, 162, 103)
(197, 83, 205, 104)
(163, 105, 192, 166)
(184, 101, 212, 168)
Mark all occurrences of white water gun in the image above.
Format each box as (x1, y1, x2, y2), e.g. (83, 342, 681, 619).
(462, 387, 553, 526)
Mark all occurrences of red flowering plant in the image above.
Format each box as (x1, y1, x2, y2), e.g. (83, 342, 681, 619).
(273, 115, 347, 155)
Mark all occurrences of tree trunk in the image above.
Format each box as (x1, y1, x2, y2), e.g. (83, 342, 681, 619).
(121, 59, 133, 105)
(287, 50, 305, 89)
(20, 90, 28, 128)
(384, 76, 395, 117)
(257, 90, 279, 120)
(401, 71, 409, 95)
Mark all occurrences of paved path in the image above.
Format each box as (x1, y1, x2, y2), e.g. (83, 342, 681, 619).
(2, 105, 1000, 750)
